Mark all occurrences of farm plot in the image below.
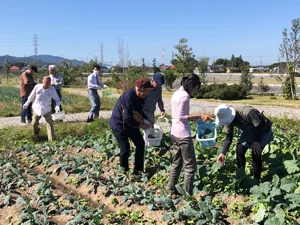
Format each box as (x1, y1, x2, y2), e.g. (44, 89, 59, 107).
(0, 121, 300, 224)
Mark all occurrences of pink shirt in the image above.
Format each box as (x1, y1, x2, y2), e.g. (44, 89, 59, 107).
(171, 86, 191, 138)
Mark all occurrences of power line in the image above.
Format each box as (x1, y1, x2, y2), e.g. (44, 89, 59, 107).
(33, 34, 38, 63)
(101, 43, 104, 64)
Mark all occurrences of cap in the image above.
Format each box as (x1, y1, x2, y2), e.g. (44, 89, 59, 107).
(214, 104, 236, 126)
(153, 73, 165, 85)
(30, 65, 38, 73)
(135, 77, 153, 89)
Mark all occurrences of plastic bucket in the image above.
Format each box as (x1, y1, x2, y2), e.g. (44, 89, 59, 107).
(51, 111, 65, 121)
(196, 122, 217, 147)
(156, 118, 171, 133)
(143, 124, 163, 147)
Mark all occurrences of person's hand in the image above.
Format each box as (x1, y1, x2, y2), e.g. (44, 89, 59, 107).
(201, 114, 213, 121)
(55, 106, 60, 113)
(140, 123, 151, 129)
(23, 105, 28, 110)
(217, 153, 225, 165)
(160, 111, 165, 118)
(103, 84, 108, 88)
(252, 142, 262, 155)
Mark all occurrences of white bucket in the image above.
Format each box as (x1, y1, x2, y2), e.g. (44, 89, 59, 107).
(156, 118, 171, 133)
(143, 124, 163, 147)
(51, 111, 65, 121)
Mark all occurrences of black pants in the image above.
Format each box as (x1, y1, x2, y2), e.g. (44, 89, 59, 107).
(51, 89, 62, 113)
(236, 143, 262, 180)
(112, 128, 145, 172)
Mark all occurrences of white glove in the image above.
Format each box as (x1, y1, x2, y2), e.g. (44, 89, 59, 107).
(55, 106, 60, 113)
(103, 84, 108, 88)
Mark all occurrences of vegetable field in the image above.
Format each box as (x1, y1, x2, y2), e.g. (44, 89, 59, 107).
(0, 120, 300, 225)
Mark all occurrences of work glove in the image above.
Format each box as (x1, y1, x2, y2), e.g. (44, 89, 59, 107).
(103, 84, 108, 88)
(55, 106, 60, 113)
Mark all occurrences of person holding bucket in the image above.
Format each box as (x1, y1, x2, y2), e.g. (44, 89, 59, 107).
(109, 78, 153, 175)
(143, 68, 165, 123)
(214, 104, 273, 181)
(167, 74, 211, 196)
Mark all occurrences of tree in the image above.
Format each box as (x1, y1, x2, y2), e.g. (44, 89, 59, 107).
(164, 69, 176, 90)
(118, 38, 125, 73)
(279, 18, 300, 100)
(257, 77, 270, 94)
(142, 58, 145, 72)
(239, 66, 252, 95)
(152, 58, 157, 68)
(173, 38, 196, 75)
(4, 56, 10, 82)
(198, 56, 210, 84)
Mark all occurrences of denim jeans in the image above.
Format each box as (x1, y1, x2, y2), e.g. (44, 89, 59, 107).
(88, 89, 100, 120)
(21, 96, 32, 122)
(51, 89, 62, 113)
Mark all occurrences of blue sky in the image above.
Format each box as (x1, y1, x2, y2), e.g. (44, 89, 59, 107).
(0, 0, 299, 66)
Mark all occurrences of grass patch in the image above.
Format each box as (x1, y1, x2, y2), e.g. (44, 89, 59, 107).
(0, 119, 110, 149)
(0, 86, 117, 117)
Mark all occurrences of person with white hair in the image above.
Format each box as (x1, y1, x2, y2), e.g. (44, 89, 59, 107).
(214, 104, 273, 181)
(48, 65, 64, 114)
(23, 76, 61, 141)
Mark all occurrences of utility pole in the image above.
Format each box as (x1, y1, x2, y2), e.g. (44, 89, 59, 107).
(33, 34, 38, 63)
(100, 43, 104, 65)
(172, 51, 174, 61)
(260, 56, 262, 72)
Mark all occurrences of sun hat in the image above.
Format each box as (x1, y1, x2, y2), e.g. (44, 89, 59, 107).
(214, 104, 236, 126)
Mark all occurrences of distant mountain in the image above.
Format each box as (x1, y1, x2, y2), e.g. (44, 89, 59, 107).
(0, 55, 86, 66)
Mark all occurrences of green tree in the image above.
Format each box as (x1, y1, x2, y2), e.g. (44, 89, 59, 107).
(198, 56, 210, 83)
(4, 56, 11, 82)
(152, 58, 156, 68)
(173, 38, 196, 75)
(164, 69, 176, 90)
(239, 66, 252, 95)
(279, 18, 300, 100)
(142, 58, 145, 72)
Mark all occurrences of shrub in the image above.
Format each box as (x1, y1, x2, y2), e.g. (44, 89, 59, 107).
(195, 83, 247, 100)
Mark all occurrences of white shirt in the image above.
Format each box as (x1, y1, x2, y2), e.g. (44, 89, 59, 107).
(24, 84, 61, 116)
(87, 73, 104, 90)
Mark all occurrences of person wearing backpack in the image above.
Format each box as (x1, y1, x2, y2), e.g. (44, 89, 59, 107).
(215, 104, 273, 181)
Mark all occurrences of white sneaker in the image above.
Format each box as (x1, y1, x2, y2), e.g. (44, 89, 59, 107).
(20, 122, 26, 125)
(26, 120, 32, 124)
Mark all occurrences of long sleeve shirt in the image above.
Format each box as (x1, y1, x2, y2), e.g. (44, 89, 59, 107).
(143, 87, 164, 113)
(87, 73, 104, 90)
(109, 88, 148, 131)
(221, 106, 263, 155)
(20, 72, 35, 97)
(24, 84, 61, 116)
(49, 72, 64, 90)
(171, 86, 191, 138)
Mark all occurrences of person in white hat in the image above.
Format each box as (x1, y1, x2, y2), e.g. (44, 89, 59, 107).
(214, 104, 273, 181)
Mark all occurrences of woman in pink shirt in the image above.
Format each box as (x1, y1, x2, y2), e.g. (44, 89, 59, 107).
(167, 74, 210, 195)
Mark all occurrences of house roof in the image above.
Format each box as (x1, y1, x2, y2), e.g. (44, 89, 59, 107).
(10, 66, 20, 70)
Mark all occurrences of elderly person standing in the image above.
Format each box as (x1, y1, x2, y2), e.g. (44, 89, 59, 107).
(87, 64, 107, 122)
(20, 65, 38, 125)
(23, 76, 61, 141)
(48, 65, 64, 113)
(109, 78, 153, 175)
(143, 68, 165, 123)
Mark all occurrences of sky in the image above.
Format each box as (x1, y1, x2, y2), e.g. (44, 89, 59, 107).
(0, 0, 299, 66)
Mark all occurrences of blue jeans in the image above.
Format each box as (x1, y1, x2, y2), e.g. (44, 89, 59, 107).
(21, 96, 32, 122)
(88, 89, 100, 120)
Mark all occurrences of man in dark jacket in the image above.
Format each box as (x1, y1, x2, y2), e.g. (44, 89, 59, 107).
(109, 77, 153, 175)
(20, 65, 38, 125)
(215, 104, 273, 180)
